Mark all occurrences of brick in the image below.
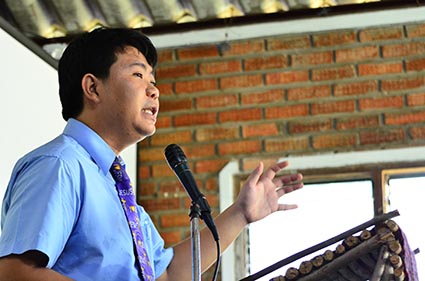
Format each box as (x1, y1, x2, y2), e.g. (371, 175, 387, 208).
(220, 74, 263, 89)
(141, 198, 181, 212)
(155, 116, 172, 129)
(385, 111, 425, 125)
(358, 62, 403, 76)
(182, 144, 216, 159)
(359, 96, 404, 111)
(407, 92, 425, 106)
(265, 70, 309, 85)
(312, 133, 357, 149)
(359, 27, 403, 42)
(138, 181, 156, 197)
(175, 78, 218, 94)
(406, 23, 425, 38)
(241, 89, 283, 105)
(334, 81, 378, 97)
(311, 100, 356, 115)
(267, 35, 311, 51)
(312, 65, 356, 81)
(287, 85, 331, 101)
(195, 159, 229, 173)
(199, 60, 242, 75)
(336, 115, 380, 130)
(161, 231, 182, 246)
(158, 180, 185, 195)
(360, 129, 405, 145)
(177, 45, 219, 60)
(218, 140, 261, 155)
(156, 64, 197, 79)
(157, 49, 174, 63)
(335, 45, 379, 63)
(265, 104, 309, 119)
(242, 123, 279, 138)
(149, 130, 193, 146)
(196, 94, 238, 109)
(138, 165, 151, 179)
(152, 163, 174, 177)
(288, 119, 332, 134)
(219, 108, 262, 123)
(221, 39, 265, 56)
(410, 126, 425, 140)
(174, 112, 217, 127)
(205, 177, 218, 191)
(138, 147, 165, 162)
(160, 213, 190, 228)
(313, 31, 356, 47)
(381, 77, 425, 92)
(244, 55, 288, 71)
(157, 82, 173, 96)
(406, 58, 425, 72)
(196, 126, 240, 142)
(291, 51, 333, 66)
(264, 137, 310, 153)
(160, 97, 192, 112)
(382, 42, 425, 58)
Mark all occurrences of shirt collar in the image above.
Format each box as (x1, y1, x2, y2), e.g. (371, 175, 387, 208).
(63, 118, 116, 176)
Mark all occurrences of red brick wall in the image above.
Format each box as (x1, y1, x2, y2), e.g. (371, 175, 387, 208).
(138, 21, 425, 246)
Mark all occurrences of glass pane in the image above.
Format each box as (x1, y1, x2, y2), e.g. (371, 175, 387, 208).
(248, 180, 374, 280)
(388, 176, 424, 280)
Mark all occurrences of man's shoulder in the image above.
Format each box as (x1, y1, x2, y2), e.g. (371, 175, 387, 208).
(16, 134, 88, 170)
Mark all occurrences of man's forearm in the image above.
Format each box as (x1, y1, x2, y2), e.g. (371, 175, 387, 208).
(160, 203, 248, 281)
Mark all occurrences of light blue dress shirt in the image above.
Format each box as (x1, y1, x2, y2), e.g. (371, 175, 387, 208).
(0, 118, 173, 280)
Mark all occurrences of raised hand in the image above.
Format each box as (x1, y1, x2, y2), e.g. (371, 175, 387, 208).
(235, 161, 303, 224)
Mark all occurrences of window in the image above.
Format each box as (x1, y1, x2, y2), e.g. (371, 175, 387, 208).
(219, 147, 425, 280)
(249, 180, 374, 281)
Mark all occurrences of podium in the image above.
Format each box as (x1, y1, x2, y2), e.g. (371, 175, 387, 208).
(240, 210, 419, 281)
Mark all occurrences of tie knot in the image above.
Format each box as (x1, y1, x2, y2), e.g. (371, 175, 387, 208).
(110, 157, 127, 183)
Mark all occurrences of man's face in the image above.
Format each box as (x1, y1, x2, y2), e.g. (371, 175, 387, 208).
(97, 46, 159, 147)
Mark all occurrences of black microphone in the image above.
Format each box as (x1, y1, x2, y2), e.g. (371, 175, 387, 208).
(164, 144, 219, 241)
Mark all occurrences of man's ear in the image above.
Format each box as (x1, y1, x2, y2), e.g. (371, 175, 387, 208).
(81, 73, 101, 103)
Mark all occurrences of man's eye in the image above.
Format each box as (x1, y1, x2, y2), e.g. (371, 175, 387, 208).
(151, 81, 157, 87)
(134, 73, 143, 78)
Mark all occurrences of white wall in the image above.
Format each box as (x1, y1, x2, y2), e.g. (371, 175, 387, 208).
(0, 27, 64, 213)
(0, 27, 137, 223)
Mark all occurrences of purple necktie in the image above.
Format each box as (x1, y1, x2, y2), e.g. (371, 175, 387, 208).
(110, 157, 154, 280)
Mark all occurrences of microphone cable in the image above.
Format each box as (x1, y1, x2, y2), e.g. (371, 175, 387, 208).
(212, 239, 221, 281)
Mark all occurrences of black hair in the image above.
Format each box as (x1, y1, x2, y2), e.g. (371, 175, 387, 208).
(58, 27, 157, 121)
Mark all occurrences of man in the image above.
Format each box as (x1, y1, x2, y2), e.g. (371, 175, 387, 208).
(0, 28, 303, 280)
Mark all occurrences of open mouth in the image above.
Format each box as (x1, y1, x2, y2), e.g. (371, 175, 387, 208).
(142, 107, 157, 116)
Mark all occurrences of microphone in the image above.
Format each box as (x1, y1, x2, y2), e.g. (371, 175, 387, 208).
(164, 144, 219, 241)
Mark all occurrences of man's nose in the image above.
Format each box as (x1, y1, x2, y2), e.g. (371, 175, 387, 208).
(147, 85, 159, 99)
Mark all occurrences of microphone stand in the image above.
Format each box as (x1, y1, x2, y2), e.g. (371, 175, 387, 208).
(189, 202, 202, 281)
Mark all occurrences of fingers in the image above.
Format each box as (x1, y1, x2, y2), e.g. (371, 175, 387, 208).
(245, 162, 264, 186)
(273, 173, 303, 188)
(277, 204, 298, 211)
(276, 181, 303, 197)
(262, 161, 289, 180)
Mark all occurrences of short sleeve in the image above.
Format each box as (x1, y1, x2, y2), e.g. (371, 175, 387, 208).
(0, 156, 80, 267)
